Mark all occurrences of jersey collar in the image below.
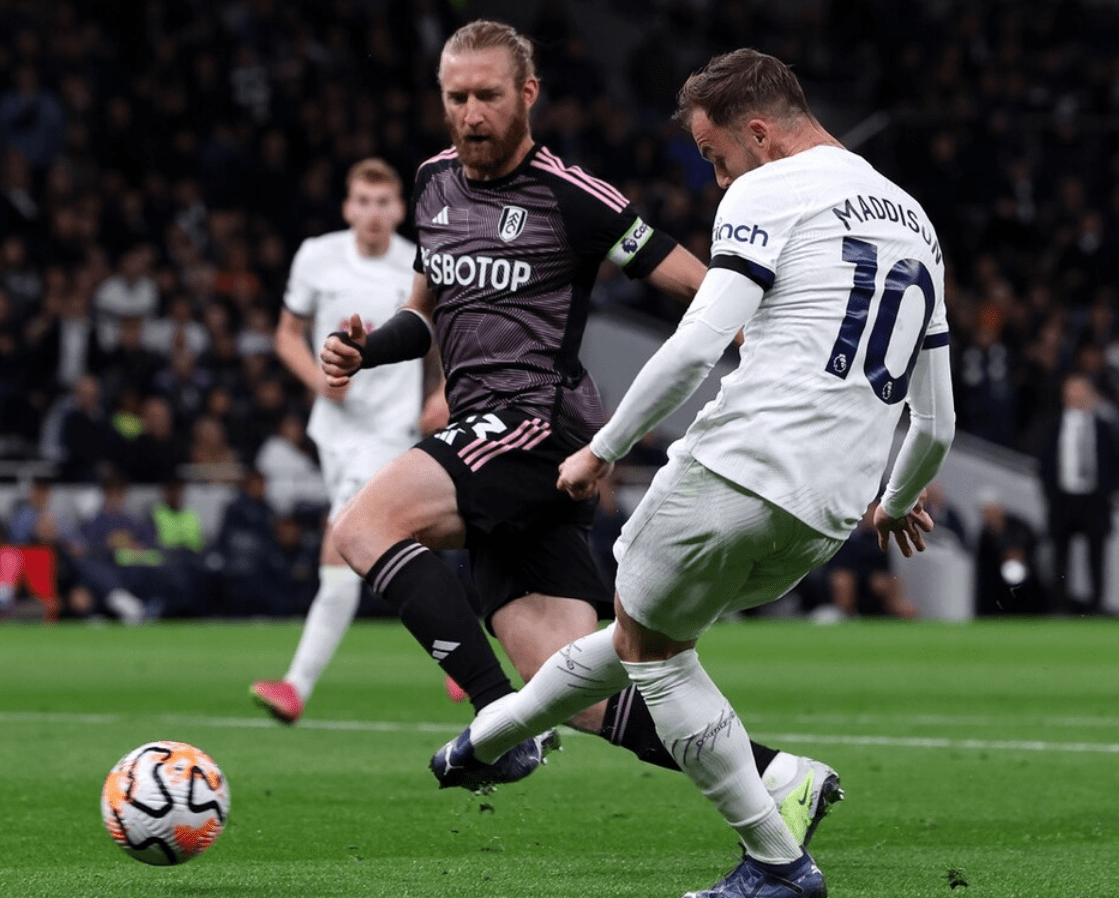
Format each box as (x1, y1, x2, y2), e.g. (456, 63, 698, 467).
(462, 142, 542, 189)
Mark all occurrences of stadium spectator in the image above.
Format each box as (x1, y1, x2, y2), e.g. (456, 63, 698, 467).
(923, 481, 968, 548)
(141, 292, 210, 357)
(263, 513, 320, 617)
(55, 373, 119, 483)
(1036, 372, 1119, 614)
(0, 233, 42, 317)
(107, 385, 144, 447)
(148, 476, 204, 555)
(212, 468, 278, 616)
(0, 287, 37, 454)
(243, 375, 289, 458)
(974, 489, 1046, 616)
(215, 238, 264, 303)
(144, 475, 212, 617)
(92, 243, 160, 348)
(8, 477, 58, 544)
(0, 148, 41, 249)
(2, 476, 94, 620)
(237, 306, 274, 357)
(94, 313, 163, 407)
(185, 415, 242, 483)
(0, 64, 66, 170)
(23, 277, 102, 399)
(124, 395, 184, 485)
(955, 323, 1018, 449)
(69, 471, 197, 622)
(152, 343, 213, 430)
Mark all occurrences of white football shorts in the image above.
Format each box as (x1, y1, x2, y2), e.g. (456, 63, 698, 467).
(614, 446, 844, 641)
(318, 438, 414, 520)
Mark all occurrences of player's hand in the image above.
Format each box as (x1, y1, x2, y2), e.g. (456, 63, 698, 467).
(557, 446, 613, 501)
(320, 313, 365, 387)
(873, 490, 934, 558)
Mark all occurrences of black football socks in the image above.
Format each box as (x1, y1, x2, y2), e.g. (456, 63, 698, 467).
(366, 539, 514, 713)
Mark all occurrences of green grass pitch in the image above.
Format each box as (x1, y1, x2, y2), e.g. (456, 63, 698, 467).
(0, 618, 1116, 898)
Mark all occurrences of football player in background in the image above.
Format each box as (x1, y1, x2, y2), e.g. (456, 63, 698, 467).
(250, 158, 447, 721)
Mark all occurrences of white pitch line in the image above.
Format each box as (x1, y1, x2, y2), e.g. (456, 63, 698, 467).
(744, 712, 1119, 729)
(2, 711, 1118, 754)
(758, 732, 1119, 754)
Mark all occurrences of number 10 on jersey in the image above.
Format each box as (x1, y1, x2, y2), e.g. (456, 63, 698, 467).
(826, 236, 935, 405)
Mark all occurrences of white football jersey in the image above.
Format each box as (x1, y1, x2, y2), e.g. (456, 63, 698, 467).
(284, 230, 423, 454)
(682, 146, 949, 539)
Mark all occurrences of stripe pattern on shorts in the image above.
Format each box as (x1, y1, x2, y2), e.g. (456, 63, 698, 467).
(458, 418, 551, 471)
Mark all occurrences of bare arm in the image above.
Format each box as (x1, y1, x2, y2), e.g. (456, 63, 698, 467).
(419, 343, 449, 435)
(275, 309, 347, 401)
(642, 244, 706, 303)
(404, 271, 437, 319)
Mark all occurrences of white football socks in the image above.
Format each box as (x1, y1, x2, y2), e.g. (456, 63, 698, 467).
(469, 623, 629, 763)
(284, 565, 362, 700)
(621, 650, 801, 865)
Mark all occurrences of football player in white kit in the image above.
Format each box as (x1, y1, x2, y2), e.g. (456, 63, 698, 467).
(431, 49, 955, 898)
(251, 158, 447, 723)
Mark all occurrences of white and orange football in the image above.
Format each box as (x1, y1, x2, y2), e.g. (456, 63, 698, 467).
(101, 740, 230, 865)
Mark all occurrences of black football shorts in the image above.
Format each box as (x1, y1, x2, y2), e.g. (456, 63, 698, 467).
(417, 409, 614, 626)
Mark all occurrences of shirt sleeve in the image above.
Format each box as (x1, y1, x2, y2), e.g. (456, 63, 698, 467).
(282, 241, 316, 318)
(707, 167, 803, 287)
(546, 164, 676, 279)
(879, 343, 956, 518)
(590, 266, 764, 462)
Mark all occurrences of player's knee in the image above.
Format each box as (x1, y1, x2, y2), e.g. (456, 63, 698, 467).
(327, 505, 361, 565)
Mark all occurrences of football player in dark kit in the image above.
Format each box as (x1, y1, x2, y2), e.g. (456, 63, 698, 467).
(321, 19, 841, 841)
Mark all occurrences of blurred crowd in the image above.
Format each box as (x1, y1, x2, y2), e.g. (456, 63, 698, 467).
(1, 470, 327, 621)
(3, 0, 1119, 618)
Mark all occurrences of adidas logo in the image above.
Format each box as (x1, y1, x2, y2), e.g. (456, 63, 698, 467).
(432, 639, 460, 661)
(432, 206, 450, 225)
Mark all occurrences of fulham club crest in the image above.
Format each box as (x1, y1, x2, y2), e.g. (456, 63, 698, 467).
(498, 206, 527, 242)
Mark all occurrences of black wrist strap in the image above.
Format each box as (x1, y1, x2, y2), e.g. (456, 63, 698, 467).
(332, 309, 432, 371)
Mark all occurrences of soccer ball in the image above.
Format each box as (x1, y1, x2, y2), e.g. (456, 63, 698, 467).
(101, 740, 231, 865)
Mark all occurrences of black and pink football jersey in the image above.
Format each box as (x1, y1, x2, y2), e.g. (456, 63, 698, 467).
(410, 143, 676, 444)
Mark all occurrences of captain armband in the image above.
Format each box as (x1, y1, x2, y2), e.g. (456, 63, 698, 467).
(333, 309, 433, 370)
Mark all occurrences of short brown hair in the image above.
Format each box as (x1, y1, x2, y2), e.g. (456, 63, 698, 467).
(675, 49, 810, 129)
(440, 20, 537, 89)
(346, 157, 402, 194)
